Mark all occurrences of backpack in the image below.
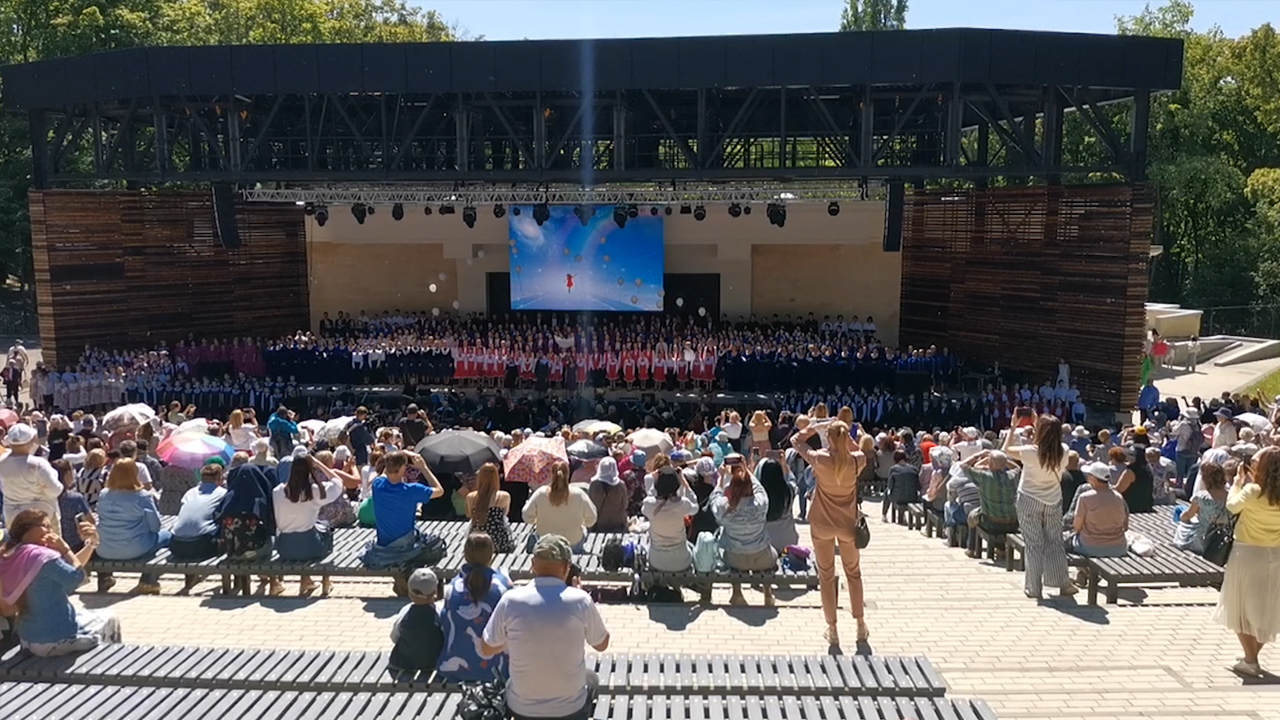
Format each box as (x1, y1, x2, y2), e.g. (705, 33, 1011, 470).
(692, 531, 720, 573)
(218, 514, 271, 559)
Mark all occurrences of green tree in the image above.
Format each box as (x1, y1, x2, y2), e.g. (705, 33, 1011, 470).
(839, 0, 907, 31)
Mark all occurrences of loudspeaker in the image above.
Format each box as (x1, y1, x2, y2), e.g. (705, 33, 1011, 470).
(883, 181, 905, 252)
(212, 183, 241, 249)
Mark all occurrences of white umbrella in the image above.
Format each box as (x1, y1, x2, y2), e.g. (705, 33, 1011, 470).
(101, 404, 157, 433)
(317, 416, 355, 442)
(298, 419, 326, 435)
(177, 418, 212, 433)
(1235, 412, 1272, 434)
(573, 419, 623, 435)
(628, 428, 674, 456)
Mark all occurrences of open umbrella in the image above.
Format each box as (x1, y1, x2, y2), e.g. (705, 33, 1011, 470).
(572, 419, 623, 436)
(0, 408, 18, 431)
(416, 430, 502, 476)
(298, 419, 326, 437)
(156, 431, 233, 470)
(504, 435, 569, 488)
(1235, 412, 1273, 434)
(566, 439, 608, 460)
(101, 404, 156, 433)
(628, 428, 674, 456)
(177, 418, 213, 434)
(318, 416, 355, 442)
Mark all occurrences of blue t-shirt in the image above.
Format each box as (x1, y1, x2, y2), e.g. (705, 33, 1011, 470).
(372, 476, 432, 546)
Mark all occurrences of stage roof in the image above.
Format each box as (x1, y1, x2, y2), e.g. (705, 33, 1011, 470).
(2, 29, 1182, 110)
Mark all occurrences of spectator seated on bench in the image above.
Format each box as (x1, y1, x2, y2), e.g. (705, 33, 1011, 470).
(388, 568, 444, 679)
(1172, 460, 1231, 555)
(0, 509, 121, 657)
(437, 532, 513, 682)
(1064, 462, 1130, 558)
(361, 450, 447, 596)
(882, 450, 919, 524)
(95, 459, 170, 595)
(522, 461, 595, 553)
(170, 462, 227, 562)
(642, 468, 698, 572)
(922, 447, 954, 529)
(709, 454, 777, 607)
(954, 450, 1019, 558)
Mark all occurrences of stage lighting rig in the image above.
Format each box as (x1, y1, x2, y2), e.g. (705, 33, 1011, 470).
(440, 205, 456, 215)
(351, 204, 367, 224)
(423, 206, 433, 216)
(315, 208, 328, 227)
(612, 205, 628, 229)
(767, 203, 787, 227)
(462, 206, 477, 228)
(391, 203, 404, 221)
(828, 202, 840, 216)
(573, 205, 590, 225)
(493, 203, 506, 218)
(532, 202, 551, 226)
(727, 203, 742, 218)
(693, 205, 706, 221)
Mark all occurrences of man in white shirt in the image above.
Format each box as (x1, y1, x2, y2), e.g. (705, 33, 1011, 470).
(952, 427, 984, 461)
(481, 535, 609, 720)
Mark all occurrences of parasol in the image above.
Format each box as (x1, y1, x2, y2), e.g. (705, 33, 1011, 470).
(503, 435, 569, 488)
(0, 408, 18, 431)
(156, 431, 234, 470)
(572, 419, 623, 436)
(317, 416, 355, 442)
(415, 430, 502, 476)
(298, 419, 326, 437)
(101, 404, 156, 433)
(177, 418, 213, 434)
(1235, 412, 1273, 434)
(627, 428, 674, 456)
(566, 439, 609, 460)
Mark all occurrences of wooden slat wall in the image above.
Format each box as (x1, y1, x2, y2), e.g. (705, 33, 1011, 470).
(899, 184, 1153, 410)
(30, 190, 308, 369)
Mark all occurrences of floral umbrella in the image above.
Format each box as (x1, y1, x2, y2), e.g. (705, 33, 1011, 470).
(572, 419, 623, 436)
(101, 404, 156, 433)
(503, 435, 568, 488)
(156, 431, 234, 470)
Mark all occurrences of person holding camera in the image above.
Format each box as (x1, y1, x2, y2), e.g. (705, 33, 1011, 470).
(1214, 446, 1280, 677)
(709, 453, 777, 607)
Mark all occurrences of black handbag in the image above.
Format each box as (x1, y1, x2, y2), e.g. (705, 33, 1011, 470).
(854, 514, 871, 549)
(456, 674, 507, 720)
(1202, 515, 1237, 567)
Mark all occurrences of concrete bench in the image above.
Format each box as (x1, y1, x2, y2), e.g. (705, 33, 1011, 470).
(0, 683, 1000, 720)
(0, 646, 946, 697)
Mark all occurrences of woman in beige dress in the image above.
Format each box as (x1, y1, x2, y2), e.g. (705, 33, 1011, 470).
(790, 419, 868, 647)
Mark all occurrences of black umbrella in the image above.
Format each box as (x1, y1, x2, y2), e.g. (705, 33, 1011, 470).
(566, 439, 609, 460)
(415, 430, 502, 476)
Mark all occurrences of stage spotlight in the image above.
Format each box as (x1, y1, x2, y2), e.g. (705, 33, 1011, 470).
(462, 205, 477, 228)
(315, 207, 328, 227)
(828, 201, 840, 217)
(679, 204, 692, 215)
(351, 204, 367, 224)
(693, 205, 706, 221)
(366, 205, 376, 216)
(727, 203, 742, 218)
(303, 203, 316, 216)
(664, 206, 673, 216)
(573, 204, 589, 225)
(391, 203, 404, 221)
(627, 204, 638, 219)
(743, 204, 752, 215)
(493, 203, 506, 219)
(532, 202, 550, 226)
(649, 206, 659, 216)
(512, 206, 521, 216)
(612, 205, 628, 229)
(423, 205, 433, 216)
(440, 204, 455, 215)
(767, 203, 787, 228)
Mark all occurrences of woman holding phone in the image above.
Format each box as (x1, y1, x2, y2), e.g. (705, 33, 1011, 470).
(1006, 414, 1076, 600)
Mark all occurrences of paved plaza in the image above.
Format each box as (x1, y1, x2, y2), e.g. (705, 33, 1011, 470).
(71, 500, 1277, 720)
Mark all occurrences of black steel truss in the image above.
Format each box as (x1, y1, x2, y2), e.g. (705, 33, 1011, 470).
(26, 84, 1151, 187)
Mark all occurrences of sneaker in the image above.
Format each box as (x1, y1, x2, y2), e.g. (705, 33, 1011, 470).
(1059, 582, 1079, 597)
(1230, 660, 1262, 677)
(131, 582, 161, 596)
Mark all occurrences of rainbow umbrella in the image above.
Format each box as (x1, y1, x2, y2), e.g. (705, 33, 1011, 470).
(503, 435, 568, 488)
(157, 431, 234, 470)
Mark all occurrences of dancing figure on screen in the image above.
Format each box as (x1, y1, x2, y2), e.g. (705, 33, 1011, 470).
(565, 274, 575, 293)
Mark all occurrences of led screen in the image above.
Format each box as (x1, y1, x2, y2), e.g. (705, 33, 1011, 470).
(509, 205, 664, 311)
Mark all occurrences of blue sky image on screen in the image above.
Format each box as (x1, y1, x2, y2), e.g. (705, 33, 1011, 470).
(509, 206, 665, 311)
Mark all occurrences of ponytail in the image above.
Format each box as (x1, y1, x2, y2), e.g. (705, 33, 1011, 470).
(548, 461, 570, 506)
(462, 532, 496, 602)
(828, 421, 852, 484)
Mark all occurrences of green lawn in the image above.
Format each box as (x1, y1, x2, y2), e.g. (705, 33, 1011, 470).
(1243, 366, 1280, 401)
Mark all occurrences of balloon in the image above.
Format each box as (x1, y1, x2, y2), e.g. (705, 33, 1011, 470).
(603, 255, 610, 263)
(657, 289, 665, 298)
(698, 307, 706, 317)
(429, 283, 437, 293)
(511, 247, 518, 255)
(600, 237, 607, 244)
(466, 258, 473, 265)
(509, 240, 516, 247)
(563, 247, 571, 255)
(432, 308, 440, 317)
(634, 278, 642, 287)
(477, 249, 485, 258)
(617, 278, 624, 286)
(630, 295, 638, 305)
(575, 254, 583, 263)
(515, 265, 522, 274)
(452, 300, 461, 309)
(676, 297, 684, 307)
(439, 272, 447, 281)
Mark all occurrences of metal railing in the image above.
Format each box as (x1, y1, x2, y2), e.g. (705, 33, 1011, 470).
(1200, 305, 1280, 340)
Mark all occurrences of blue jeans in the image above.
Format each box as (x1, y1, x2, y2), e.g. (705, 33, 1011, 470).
(1175, 454, 1196, 484)
(141, 530, 174, 585)
(796, 474, 812, 519)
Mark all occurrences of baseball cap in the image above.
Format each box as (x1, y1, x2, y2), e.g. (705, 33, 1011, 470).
(532, 534, 573, 564)
(5, 423, 37, 446)
(1082, 461, 1111, 480)
(406, 568, 438, 600)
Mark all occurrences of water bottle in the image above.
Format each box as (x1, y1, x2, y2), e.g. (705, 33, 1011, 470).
(1173, 506, 1184, 523)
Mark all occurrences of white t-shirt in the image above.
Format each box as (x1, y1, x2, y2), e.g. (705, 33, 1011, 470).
(0, 453, 63, 529)
(482, 577, 609, 717)
(952, 440, 983, 462)
(227, 425, 258, 452)
(721, 421, 743, 440)
(521, 485, 597, 544)
(272, 478, 344, 534)
(1008, 444, 1068, 506)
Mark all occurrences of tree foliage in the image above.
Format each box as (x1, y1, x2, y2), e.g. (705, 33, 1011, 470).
(0, 0, 454, 325)
(839, 0, 908, 31)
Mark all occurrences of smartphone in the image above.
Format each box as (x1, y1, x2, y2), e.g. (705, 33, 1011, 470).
(566, 562, 581, 585)
(75, 512, 88, 524)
